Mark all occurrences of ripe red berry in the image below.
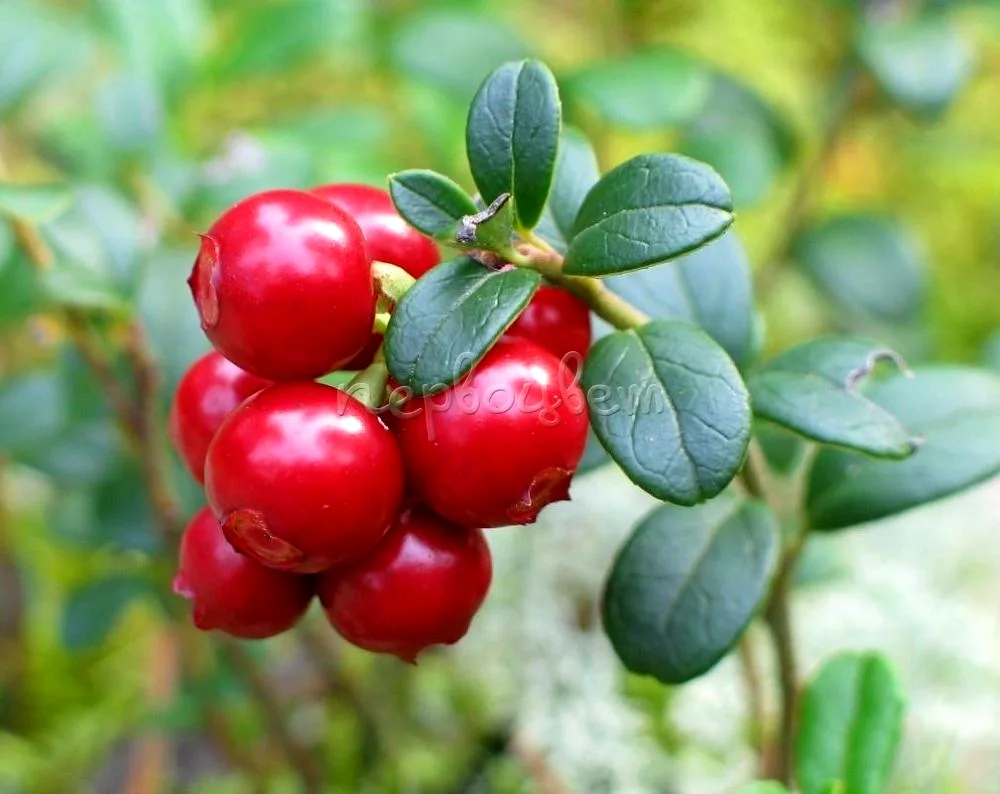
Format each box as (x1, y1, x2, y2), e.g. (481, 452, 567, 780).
(393, 337, 589, 527)
(507, 285, 592, 374)
(189, 189, 375, 381)
(173, 507, 313, 639)
(205, 382, 405, 573)
(168, 351, 271, 484)
(312, 183, 441, 370)
(317, 506, 492, 662)
(310, 183, 440, 279)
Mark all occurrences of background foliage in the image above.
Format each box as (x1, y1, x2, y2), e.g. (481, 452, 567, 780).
(1, 0, 999, 792)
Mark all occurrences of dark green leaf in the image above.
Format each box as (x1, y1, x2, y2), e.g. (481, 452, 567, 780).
(749, 338, 918, 458)
(0, 183, 71, 225)
(466, 59, 561, 230)
(0, 372, 66, 453)
(604, 230, 755, 366)
(582, 321, 751, 504)
(94, 463, 162, 554)
(390, 12, 531, 98)
(807, 367, 1000, 530)
(795, 652, 904, 794)
(385, 256, 541, 396)
(679, 75, 795, 206)
(793, 215, 926, 324)
(18, 420, 121, 486)
(536, 127, 601, 252)
(456, 194, 516, 257)
(564, 154, 733, 276)
(566, 50, 712, 129)
(603, 495, 779, 684)
(858, 16, 973, 117)
(62, 575, 151, 651)
(389, 170, 478, 240)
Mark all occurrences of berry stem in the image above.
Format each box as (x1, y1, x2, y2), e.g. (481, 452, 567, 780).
(373, 260, 417, 304)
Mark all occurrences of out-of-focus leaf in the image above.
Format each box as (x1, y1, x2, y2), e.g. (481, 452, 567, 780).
(62, 575, 152, 652)
(793, 215, 926, 324)
(39, 261, 129, 314)
(0, 246, 39, 327)
(94, 463, 161, 554)
(858, 16, 973, 117)
(755, 421, 806, 475)
(604, 230, 755, 367)
(0, 372, 66, 453)
(0, 184, 72, 225)
(19, 421, 121, 487)
(679, 75, 795, 206)
(536, 128, 601, 252)
(807, 367, 1000, 530)
(95, 73, 164, 155)
(391, 11, 532, 98)
(566, 49, 712, 129)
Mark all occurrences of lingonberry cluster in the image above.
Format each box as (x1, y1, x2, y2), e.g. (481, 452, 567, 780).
(168, 184, 592, 661)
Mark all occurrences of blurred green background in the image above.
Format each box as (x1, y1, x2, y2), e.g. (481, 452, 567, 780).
(1, 0, 999, 792)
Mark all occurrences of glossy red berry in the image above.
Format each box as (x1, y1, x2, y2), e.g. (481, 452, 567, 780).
(507, 285, 592, 374)
(173, 507, 313, 639)
(393, 337, 589, 528)
(317, 506, 492, 662)
(310, 183, 440, 279)
(168, 351, 271, 484)
(189, 189, 375, 381)
(205, 382, 405, 573)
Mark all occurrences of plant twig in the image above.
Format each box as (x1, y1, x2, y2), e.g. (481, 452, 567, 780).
(217, 637, 326, 793)
(738, 635, 766, 763)
(509, 736, 573, 794)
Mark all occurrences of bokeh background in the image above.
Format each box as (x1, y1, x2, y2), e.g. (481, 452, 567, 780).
(1, 0, 999, 792)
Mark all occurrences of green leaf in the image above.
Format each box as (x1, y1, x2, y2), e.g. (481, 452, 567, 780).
(678, 75, 795, 207)
(390, 11, 531, 98)
(385, 256, 541, 396)
(602, 495, 779, 684)
(39, 259, 129, 314)
(466, 59, 561, 230)
(793, 215, 926, 324)
(535, 127, 601, 252)
(736, 784, 791, 794)
(455, 193, 516, 257)
(795, 652, 904, 794)
(0, 247, 39, 326)
(749, 338, 918, 458)
(388, 170, 478, 240)
(604, 230, 755, 367)
(755, 421, 806, 475)
(564, 154, 733, 277)
(582, 321, 751, 504)
(0, 372, 66, 453)
(566, 49, 712, 129)
(0, 183, 72, 225)
(18, 420, 121, 487)
(62, 575, 151, 652)
(858, 16, 973, 117)
(95, 73, 164, 154)
(806, 367, 1000, 530)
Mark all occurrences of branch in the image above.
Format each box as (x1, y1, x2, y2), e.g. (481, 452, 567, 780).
(738, 635, 766, 765)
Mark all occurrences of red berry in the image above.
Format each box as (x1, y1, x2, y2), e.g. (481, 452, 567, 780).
(310, 183, 440, 279)
(168, 351, 271, 484)
(393, 337, 589, 527)
(173, 507, 313, 639)
(189, 189, 375, 381)
(507, 285, 592, 374)
(205, 382, 405, 573)
(317, 506, 492, 662)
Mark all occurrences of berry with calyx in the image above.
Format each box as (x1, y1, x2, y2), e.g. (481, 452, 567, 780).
(169, 351, 271, 484)
(317, 506, 492, 662)
(393, 337, 589, 528)
(205, 382, 404, 573)
(173, 507, 314, 639)
(189, 189, 375, 381)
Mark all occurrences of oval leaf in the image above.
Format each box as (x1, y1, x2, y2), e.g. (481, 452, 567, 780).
(388, 169, 478, 240)
(806, 366, 1000, 530)
(749, 338, 918, 458)
(385, 256, 541, 396)
(793, 215, 926, 324)
(582, 320, 751, 504)
(0, 183, 71, 224)
(535, 127, 601, 252)
(566, 49, 712, 129)
(564, 154, 733, 276)
(602, 495, 779, 684)
(858, 17, 972, 117)
(62, 575, 151, 651)
(795, 652, 905, 794)
(605, 230, 755, 367)
(466, 59, 561, 230)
